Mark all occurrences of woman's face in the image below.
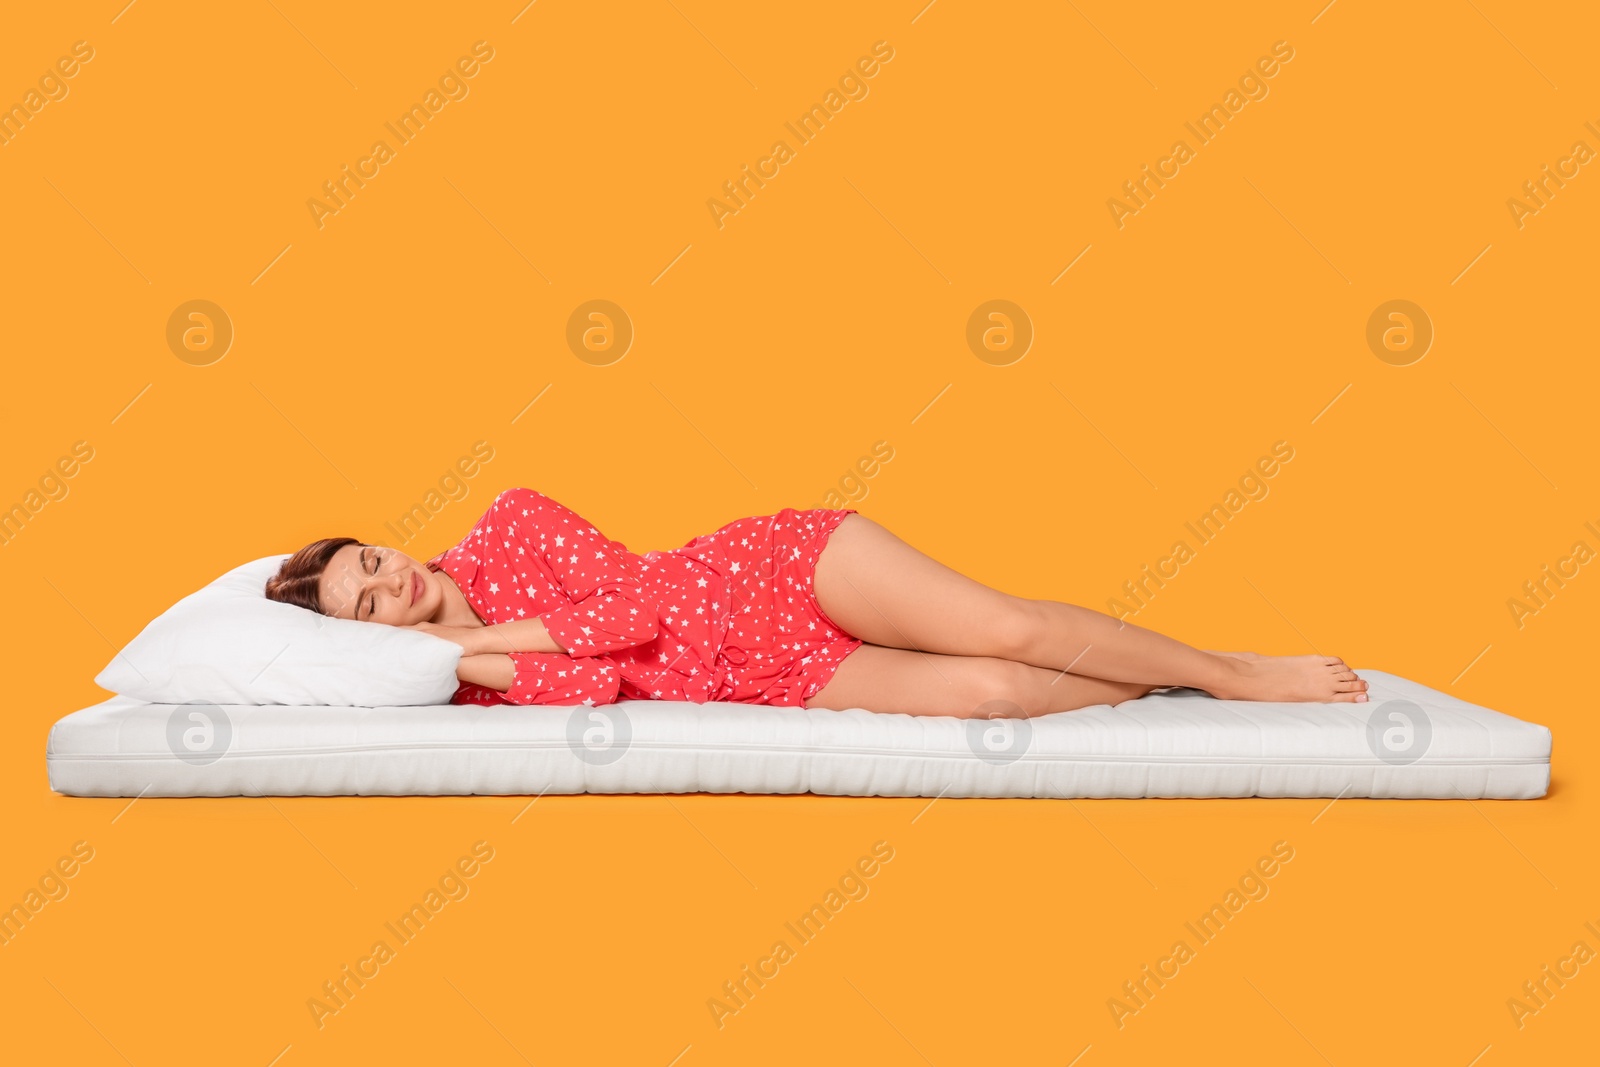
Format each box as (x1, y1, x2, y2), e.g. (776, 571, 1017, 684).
(318, 543, 442, 625)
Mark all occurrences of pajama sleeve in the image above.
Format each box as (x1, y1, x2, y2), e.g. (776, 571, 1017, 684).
(501, 487, 660, 657)
(451, 654, 622, 707)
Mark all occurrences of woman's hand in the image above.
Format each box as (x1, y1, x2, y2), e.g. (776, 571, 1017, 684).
(405, 620, 486, 655)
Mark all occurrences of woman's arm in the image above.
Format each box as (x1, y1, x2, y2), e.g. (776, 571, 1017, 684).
(454, 650, 623, 706)
(457, 652, 515, 691)
(410, 618, 566, 655)
(477, 618, 567, 655)
(415, 487, 659, 661)
(499, 487, 660, 656)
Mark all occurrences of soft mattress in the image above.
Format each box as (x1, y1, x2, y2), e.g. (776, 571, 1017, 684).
(46, 669, 1551, 800)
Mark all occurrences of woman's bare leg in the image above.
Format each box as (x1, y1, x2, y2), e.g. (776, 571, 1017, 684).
(811, 515, 1369, 704)
(802, 643, 1157, 715)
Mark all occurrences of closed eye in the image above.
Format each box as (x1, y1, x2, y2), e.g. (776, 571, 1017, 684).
(362, 547, 378, 619)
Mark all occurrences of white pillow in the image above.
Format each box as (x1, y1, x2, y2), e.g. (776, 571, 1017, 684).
(95, 555, 463, 707)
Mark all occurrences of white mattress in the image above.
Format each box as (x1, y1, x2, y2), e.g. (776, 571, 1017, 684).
(46, 669, 1551, 799)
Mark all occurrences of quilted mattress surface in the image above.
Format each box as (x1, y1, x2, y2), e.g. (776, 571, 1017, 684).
(45, 669, 1552, 799)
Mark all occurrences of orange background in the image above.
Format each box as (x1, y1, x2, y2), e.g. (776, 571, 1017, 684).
(4, 1, 1597, 1062)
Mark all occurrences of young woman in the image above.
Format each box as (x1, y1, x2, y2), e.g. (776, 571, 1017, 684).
(263, 487, 1369, 717)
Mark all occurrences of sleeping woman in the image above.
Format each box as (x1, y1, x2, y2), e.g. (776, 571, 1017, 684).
(262, 487, 1369, 716)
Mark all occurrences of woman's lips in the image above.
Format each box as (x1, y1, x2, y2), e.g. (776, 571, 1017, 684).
(411, 570, 422, 606)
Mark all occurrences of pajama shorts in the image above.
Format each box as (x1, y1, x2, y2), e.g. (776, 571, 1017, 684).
(677, 507, 864, 707)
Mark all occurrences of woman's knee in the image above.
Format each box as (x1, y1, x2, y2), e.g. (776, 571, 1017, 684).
(960, 661, 1157, 717)
(988, 597, 1048, 661)
(957, 657, 1046, 717)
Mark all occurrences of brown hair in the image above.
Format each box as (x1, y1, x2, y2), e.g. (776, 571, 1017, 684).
(264, 537, 361, 615)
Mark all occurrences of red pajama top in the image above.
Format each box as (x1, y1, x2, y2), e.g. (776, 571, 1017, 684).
(427, 487, 732, 707)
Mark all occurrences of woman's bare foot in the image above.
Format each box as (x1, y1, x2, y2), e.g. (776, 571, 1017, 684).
(1209, 654, 1369, 703)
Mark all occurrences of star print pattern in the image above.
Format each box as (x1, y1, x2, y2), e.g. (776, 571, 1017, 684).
(428, 488, 863, 708)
